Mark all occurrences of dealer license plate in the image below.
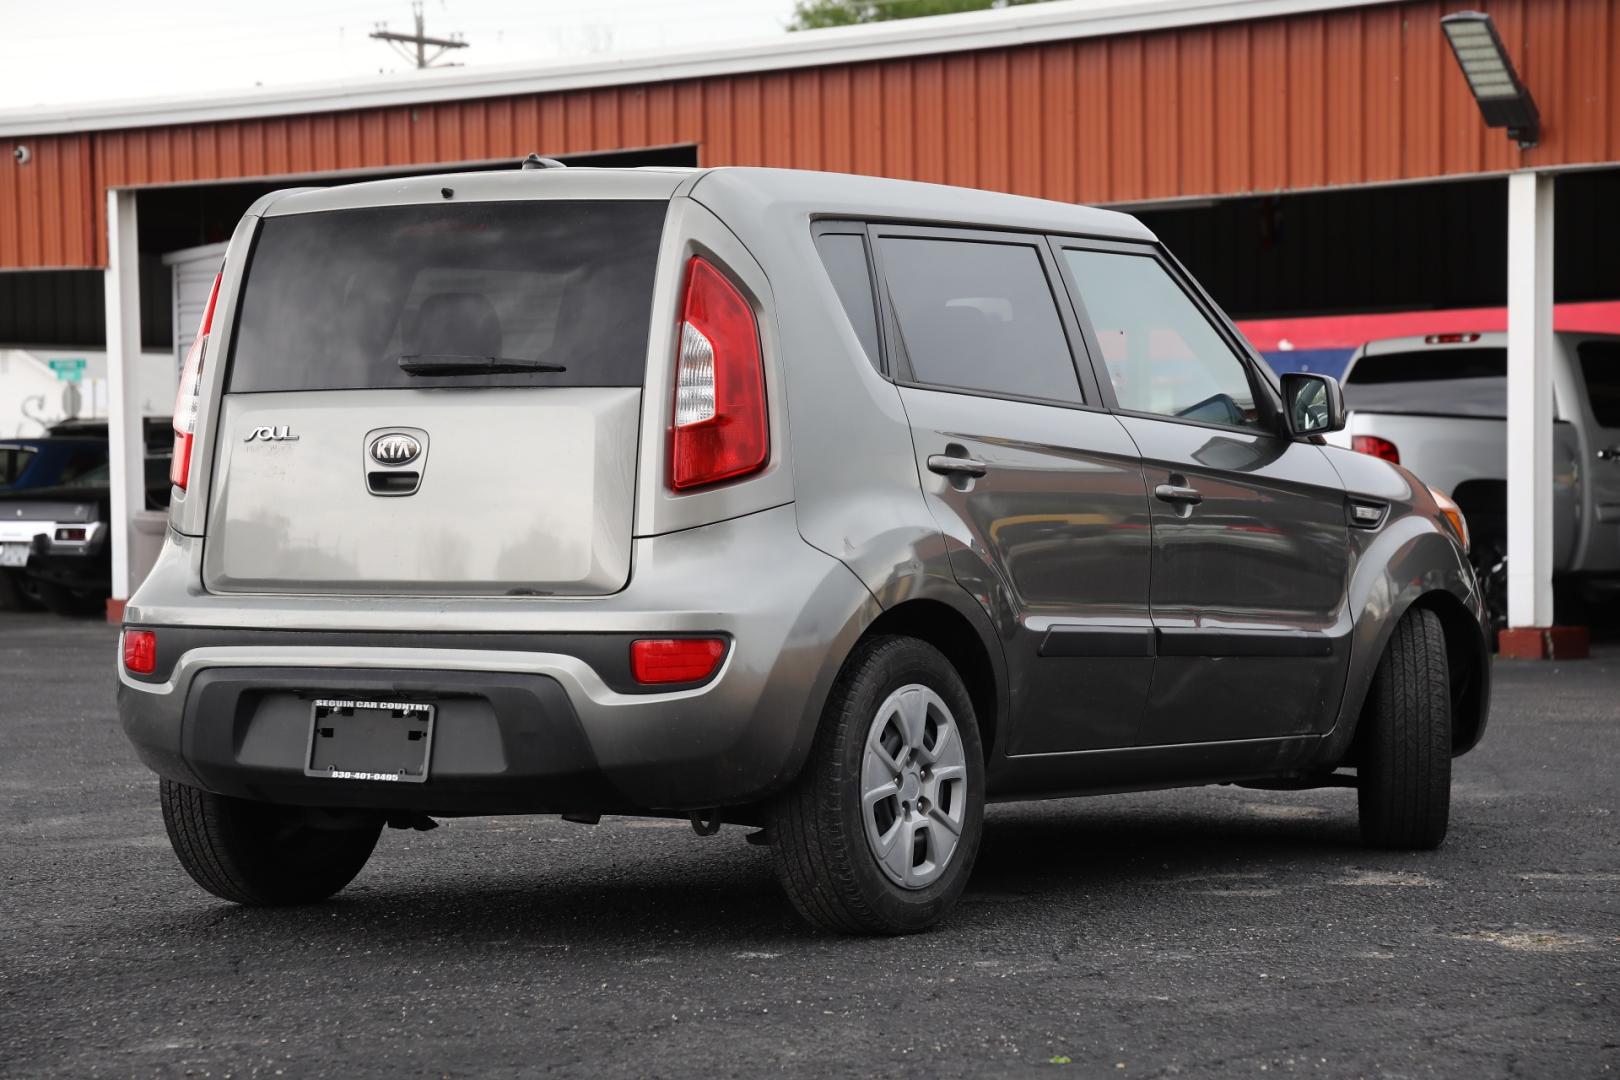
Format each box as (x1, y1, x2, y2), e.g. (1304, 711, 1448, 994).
(305, 698, 435, 783)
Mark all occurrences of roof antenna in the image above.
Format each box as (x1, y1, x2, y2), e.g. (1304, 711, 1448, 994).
(521, 153, 566, 170)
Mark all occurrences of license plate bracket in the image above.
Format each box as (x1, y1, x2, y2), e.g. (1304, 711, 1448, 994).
(305, 698, 435, 783)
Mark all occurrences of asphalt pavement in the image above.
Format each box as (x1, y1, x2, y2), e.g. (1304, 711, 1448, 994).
(1, 611, 1615, 1078)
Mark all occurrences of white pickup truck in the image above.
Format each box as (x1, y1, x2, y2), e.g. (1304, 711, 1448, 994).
(1327, 331, 1620, 627)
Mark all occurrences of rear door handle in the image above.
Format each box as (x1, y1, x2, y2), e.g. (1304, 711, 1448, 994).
(1598, 446, 1620, 461)
(927, 455, 988, 478)
(1154, 483, 1203, 505)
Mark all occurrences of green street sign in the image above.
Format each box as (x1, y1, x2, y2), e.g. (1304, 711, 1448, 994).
(49, 358, 87, 383)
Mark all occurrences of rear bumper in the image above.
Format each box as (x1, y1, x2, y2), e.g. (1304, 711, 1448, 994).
(121, 659, 675, 814)
(117, 505, 879, 814)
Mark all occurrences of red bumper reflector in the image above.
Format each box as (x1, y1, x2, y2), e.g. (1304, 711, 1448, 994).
(122, 630, 157, 675)
(629, 638, 727, 684)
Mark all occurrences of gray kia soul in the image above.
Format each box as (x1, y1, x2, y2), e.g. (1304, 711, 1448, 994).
(119, 164, 1490, 934)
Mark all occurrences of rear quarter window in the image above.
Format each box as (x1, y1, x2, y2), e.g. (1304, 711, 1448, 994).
(227, 200, 668, 392)
(813, 231, 882, 371)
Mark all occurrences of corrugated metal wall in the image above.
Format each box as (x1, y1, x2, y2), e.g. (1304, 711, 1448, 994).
(3, 0, 1618, 270)
(0, 133, 95, 269)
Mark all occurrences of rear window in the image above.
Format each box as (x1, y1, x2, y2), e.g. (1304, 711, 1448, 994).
(228, 200, 667, 393)
(1578, 341, 1620, 428)
(1344, 347, 1507, 417)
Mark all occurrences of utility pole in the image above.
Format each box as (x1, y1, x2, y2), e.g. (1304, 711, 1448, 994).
(370, 2, 467, 69)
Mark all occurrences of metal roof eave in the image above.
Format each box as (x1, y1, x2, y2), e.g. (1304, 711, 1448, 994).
(0, 0, 1391, 138)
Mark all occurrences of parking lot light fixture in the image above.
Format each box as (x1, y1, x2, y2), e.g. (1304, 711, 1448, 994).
(1441, 11, 1540, 148)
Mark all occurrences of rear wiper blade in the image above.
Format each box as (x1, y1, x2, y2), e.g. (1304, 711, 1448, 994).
(398, 354, 567, 376)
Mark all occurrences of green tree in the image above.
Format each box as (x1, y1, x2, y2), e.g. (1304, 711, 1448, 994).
(789, 0, 1051, 32)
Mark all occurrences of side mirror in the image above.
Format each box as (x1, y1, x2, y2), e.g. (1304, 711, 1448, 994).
(1281, 372, 1346, 437)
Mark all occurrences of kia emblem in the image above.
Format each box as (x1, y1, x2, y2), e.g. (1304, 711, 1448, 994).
(369, 433, 422, 466)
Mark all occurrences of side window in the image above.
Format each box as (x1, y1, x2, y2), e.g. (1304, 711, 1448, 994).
(1577, 341, 1620, 429)
(1063, 248, 1262, 430)
(0, 448, 34, 486)
(877, 236, 1082, 404)
(813, 232, 882, 371)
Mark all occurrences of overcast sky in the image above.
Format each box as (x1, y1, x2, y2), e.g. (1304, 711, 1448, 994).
(1, 0, 798, 110)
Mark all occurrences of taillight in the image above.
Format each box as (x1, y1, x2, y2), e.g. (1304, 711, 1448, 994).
(668, 257, 768, 492)
(1352, 434, 1400, 464)
(170, 270, 224, 490)
(630, 638, 727, 684)
(122, 629, 157, 675)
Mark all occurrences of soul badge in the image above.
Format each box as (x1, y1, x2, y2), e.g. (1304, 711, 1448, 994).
(245, 425, 299, 442)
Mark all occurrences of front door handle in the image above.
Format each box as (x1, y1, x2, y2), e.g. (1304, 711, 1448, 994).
(927, 454, 989, 478)
(1154, 483, 1204, 505)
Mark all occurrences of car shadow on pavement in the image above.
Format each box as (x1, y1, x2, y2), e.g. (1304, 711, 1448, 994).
(972, 802, 1366, 893)
(138, 796, 1373, 949)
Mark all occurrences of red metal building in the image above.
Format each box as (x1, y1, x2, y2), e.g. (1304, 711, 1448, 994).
(3, 0, 1619, 270)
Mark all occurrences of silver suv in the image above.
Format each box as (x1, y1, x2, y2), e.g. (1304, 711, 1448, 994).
(118, 165, 1490, 934)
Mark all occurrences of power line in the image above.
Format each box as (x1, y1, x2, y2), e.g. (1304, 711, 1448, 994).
(370, 2, 468, 68)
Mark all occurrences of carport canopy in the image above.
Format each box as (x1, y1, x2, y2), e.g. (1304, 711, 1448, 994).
(1, 0, 1614, 644)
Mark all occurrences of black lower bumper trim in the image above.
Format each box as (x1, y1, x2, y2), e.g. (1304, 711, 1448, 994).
(125, 666, 632, 815)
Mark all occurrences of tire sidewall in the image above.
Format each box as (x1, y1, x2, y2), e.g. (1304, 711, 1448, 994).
(831, 638, 985, 930)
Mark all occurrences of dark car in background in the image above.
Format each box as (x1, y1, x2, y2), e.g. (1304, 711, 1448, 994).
(0, 436, 108, 494)
(0, 420, 172, 614)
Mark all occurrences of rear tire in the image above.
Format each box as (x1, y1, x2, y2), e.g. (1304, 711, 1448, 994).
(768, 636, 984, 935)
(0, 570, 42, 611)
(1357, 607, 1452, 850)
(160, 779, 382, 905)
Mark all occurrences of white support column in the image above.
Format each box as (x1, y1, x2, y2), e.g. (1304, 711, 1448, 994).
(1506, 171, 1555, 629)
(104, 189, 144, 613)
